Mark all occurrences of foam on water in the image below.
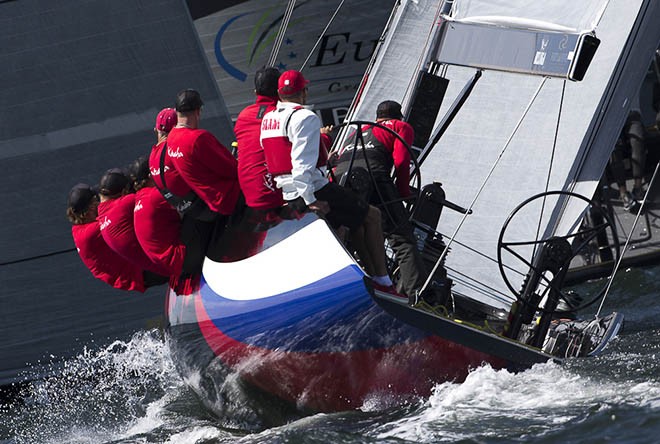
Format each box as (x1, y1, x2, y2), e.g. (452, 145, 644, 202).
(3, 328, 660, 443)
(372, 353, 660, 442)
(163, 426, 224, 444)
(1, 330, 185, 444)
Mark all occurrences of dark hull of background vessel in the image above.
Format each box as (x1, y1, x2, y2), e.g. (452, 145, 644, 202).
(0, 0, 235, 388)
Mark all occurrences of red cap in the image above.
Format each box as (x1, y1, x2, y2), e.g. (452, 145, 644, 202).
(278, 70, 309, 95)
(155, 107, 177, 133)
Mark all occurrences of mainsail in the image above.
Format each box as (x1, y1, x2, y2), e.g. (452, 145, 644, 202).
(343, 0, 660, 309)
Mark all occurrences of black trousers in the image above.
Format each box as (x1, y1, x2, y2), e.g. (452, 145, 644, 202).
(143, 270, 169, 288)
(180, 213, 231, 276)
(372, 180, 428, 296)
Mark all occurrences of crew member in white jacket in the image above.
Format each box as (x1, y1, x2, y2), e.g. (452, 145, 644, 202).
(260, 70, 397, 293)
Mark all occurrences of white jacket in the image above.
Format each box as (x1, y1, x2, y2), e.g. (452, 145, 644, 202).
(260, 101, 328, 204)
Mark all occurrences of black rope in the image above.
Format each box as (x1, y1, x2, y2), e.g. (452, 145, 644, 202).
(0, 248, 77, 266)
(532, 79, 566, 259)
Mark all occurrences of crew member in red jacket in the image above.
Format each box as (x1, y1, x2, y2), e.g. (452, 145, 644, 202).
(67, 183, 147, 292)
(234, 66, 284, 210)
(166, 89, 240, 216)
(134, 109, 188, 276)
(96, 169, 170, 282)
(133, 153, 187, 278)
(333, 100, 427, 299)
(162, 89, 241, 262)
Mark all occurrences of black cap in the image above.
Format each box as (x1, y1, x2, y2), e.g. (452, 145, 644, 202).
(376, 100, 403, 120)
(67, 183, 96, 214)
(99, 168, 130, 197)
(255, 66, 281, 97)
(129, 156, 150, 186)
(175, 89, 204, 112)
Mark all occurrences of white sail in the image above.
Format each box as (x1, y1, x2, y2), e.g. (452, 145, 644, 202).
(451, 0, 609, 32)
(346, 0, 442, 122)
(344, 0, 660, 309)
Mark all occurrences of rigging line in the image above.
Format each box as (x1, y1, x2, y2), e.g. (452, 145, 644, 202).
(532, 79, 567, 260)
(566, 0, 649, 199)
(333, 1, 401, 150)
(592, 0, 612, 29)
(431, 229, 527, 277)
(418, 76, 549, 297)
(445, 266, 515, 303)
(445, 273, 505, 302)
(267, 0, 297, 68)
(299, 0, 345, 72)
(596, 160, 660, 317)
(653, 49, 660, 86)
(1, 248, 77, 266)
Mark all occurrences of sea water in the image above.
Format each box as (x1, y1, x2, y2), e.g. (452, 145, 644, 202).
(1, 266, 660, 444)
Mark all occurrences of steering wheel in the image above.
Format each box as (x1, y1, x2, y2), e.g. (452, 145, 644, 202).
(330, 120, 422, 234)
(497, 190, 620, 313)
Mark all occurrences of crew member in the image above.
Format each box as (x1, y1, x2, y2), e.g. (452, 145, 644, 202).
(260, 70, 396, 292)
(96, 168, 170, 282)
(333, 100, 427, 298)
(135, 109, 188, 276)
(234, 66, 284, 210)
(165, 89, 240, 216)
(157, 89, 241, 264)
(67, 183, 147, 292)
(132, 153, 187, 277)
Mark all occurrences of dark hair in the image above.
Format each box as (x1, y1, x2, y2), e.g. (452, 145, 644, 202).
(175, 89, 204, 112)
(129, 156, 151, 191)
(67, 183, 98, 223)
(99, 168, 130, 197)
(376, 100, 403, 120)
(255, 66, 281, 97)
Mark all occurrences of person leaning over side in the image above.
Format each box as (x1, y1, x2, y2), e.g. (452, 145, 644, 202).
(67, 183, 148, 292)
(148, 107, 210, 272)
(132, 152, 187, 278)
(161, 89, 241, 262)
(259, 69, 398, 294)
(96, 168, 170, 285)
(333, 100, 428, 299)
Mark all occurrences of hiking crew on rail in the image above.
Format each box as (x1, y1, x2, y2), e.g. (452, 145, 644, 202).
(68, 72, 412, 299)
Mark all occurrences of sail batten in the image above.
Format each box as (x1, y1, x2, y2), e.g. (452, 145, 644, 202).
(456, 16, 579, 33)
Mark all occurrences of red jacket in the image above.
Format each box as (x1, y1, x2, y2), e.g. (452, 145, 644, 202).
(134, 186, 186, 277)
(149, 139, 178, 191)
(373, 119, 414, 197)
(72, 221, 145, 292)
(97, 195, 169, 276)
(234, 95, 284, 209)
(165, 127, 240, 215)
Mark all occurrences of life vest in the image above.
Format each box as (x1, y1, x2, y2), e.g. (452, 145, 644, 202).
(334, 125, 393, 180)
(261, 106, 328, 176)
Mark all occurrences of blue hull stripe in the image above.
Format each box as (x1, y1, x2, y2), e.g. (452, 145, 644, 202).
(199, 264, 427, 352)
